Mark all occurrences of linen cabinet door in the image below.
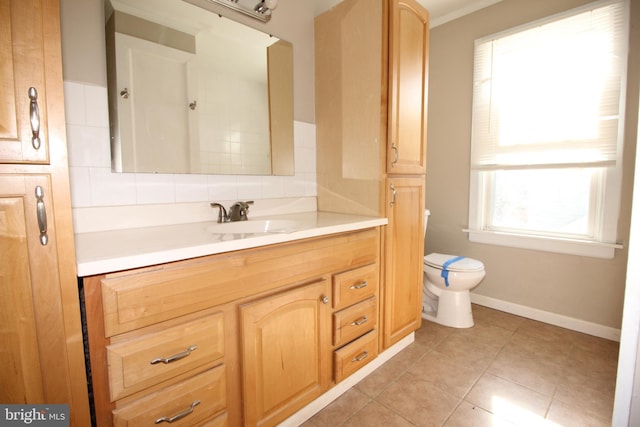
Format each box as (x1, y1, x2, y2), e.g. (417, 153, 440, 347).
(240, 279, 331, 427)
(382, 176, 425, 348)
(0, 174, 71, 403)
(387, 0, 429, 175)
(1, 0, 52, 164)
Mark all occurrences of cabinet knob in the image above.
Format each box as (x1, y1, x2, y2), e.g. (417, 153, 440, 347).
(321, 295, 329, 304)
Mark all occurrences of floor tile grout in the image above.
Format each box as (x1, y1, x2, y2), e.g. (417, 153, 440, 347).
(304, 305, 617, 427)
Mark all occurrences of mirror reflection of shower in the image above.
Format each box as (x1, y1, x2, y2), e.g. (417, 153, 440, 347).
(105, 0, 293, 176)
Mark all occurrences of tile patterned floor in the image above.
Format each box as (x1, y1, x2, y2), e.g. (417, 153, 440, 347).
(302, 305, 619, 427)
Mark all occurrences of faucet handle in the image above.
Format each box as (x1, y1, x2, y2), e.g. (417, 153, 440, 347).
(229, 200, 254, 221)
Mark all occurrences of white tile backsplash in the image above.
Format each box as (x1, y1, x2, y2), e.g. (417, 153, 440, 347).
(63, 81, 317, 214)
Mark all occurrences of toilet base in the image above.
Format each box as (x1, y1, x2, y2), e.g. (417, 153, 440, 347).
(421, 289, 474, 328)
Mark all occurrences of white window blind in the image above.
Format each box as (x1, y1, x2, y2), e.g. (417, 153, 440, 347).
(470, 0, 627, 171)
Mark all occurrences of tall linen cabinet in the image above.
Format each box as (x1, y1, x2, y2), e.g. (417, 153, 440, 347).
(315, 0, 429, 349)
(0, 0, 91, 424)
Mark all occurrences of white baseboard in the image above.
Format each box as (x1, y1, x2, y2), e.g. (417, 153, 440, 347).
(470, 293, 621, 342)
(278, 333, 415, 427)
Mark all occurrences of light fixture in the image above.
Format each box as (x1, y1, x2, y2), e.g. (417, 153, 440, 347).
(184, 0, 277, 22)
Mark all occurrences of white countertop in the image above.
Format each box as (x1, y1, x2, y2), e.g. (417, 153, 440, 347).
(75, 211, 387, 276)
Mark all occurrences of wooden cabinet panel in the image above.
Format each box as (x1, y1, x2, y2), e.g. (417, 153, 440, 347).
(0, 1, 93, 424)
(383, 177, 425, 348)
(0, 0, 50, 163)
(387, 0, 429, 174)
(0, 174, 78, 404)
(332, 263, 378, 310)
(107, 312, 224, 401)
(100, 229, 378, 336)
(112, 367, 227, 427)
(315, 0, 429, 353)
(85, 229, 381, 426)
(240, 280, 331, 427)
(0, 177, 45, 403)
(333, 297, 377, 347)
(333, 330, 379, 383)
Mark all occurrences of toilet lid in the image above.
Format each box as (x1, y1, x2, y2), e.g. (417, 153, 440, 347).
(423, 253, 484, 272)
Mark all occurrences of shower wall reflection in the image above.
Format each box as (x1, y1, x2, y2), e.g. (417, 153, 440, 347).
(105, 0, 294, 175)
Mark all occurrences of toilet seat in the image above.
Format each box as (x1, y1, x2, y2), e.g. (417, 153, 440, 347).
(424, 253, 484, 272)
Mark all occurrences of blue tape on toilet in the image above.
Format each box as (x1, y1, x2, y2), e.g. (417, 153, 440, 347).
(441, 256, 466, 287)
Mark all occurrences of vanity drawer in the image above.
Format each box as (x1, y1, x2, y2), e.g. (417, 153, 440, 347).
(333, 297, 377, 347)
(333, 330, 378, 383)
(98, 229, 379, 336)
(332, 263, 378, 310)
(107, 313, 224, 401)
(112, 366, 227, 427)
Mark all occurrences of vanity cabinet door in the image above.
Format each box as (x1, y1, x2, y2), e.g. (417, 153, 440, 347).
(240, 279, 331, 427)
(383, 177, 425, 348)
(386, 0, 429, 175)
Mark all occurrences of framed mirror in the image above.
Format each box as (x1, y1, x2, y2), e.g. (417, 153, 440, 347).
(105, 0, 294, 175)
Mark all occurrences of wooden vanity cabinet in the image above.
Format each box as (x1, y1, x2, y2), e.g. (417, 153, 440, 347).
(315, 0, 428, 350)
(83, 228, 380, 427)
(0, 1, 91, 425)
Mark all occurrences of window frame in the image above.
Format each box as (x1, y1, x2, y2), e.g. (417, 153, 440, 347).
(467, 0, 628, 259)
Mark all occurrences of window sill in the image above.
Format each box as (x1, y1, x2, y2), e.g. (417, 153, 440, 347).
(466, 229, 623, 259)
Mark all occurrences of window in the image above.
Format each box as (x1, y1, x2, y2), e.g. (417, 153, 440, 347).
(468, 0, 628, 258)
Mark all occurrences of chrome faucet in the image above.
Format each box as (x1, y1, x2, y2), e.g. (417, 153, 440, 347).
(210, 201, 254, 223)
(210, 203, 228, 223)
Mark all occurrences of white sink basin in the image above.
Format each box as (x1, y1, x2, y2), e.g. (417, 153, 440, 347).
(206, 219, 301, 234)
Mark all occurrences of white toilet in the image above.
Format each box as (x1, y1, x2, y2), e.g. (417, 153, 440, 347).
(422, 210, 486, 328)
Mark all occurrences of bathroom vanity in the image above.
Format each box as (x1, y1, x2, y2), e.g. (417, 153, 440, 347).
(78, 211, 403, 426)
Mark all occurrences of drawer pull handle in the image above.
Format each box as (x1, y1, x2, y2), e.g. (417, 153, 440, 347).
(351, 316, 368, 326)
(390, 183, 397, 207)
(352, 351, 369, 362)
(155, 400, 200, 424)
(150, 345, 198, 365)
(391, 143, 399, 166)
(29, 87, 41, 150)
(35, 186, 48, 246)
(350, 281, 368, 290)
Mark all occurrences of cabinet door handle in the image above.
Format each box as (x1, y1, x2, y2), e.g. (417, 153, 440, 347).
(389, 183, 397, 207)
(351, 316, 368, 326)
(150, 345, 198, 365)
(351, 351, 369, 362)
(155, 400, 200, 424)
(28, 87, 41, 150)
(391, 143, 399, 166)
(35, 186, 48, 246)
(350, 281, 368, 290)
(321, 295, 329, 305)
